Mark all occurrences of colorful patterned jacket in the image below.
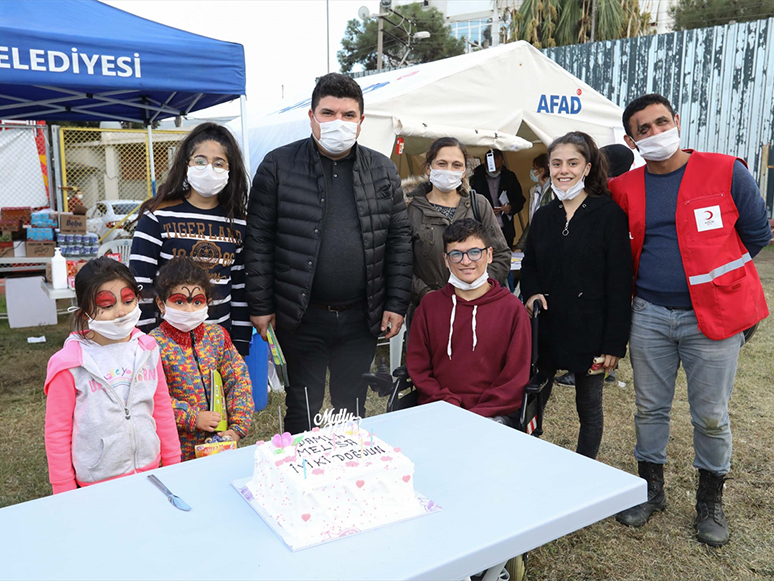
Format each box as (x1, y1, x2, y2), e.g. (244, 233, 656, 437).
(151, 321, 253, 460)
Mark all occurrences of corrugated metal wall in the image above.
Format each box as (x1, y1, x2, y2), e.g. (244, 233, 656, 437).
(543, 17, 774, 203)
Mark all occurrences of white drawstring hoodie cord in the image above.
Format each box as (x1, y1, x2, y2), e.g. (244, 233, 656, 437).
(472, 306, 478, 351)
(447, 295, 457, 360)
(447, 296, 480, 360)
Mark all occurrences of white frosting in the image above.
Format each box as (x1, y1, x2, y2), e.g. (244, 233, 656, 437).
(246, 424, 422, 541)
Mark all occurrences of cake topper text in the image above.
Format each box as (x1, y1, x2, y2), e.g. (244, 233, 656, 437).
(314, 408, 361, 430)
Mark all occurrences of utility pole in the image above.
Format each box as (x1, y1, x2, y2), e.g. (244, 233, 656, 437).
(590, 0, 597, 42)
(377, 15, 384, 71)
(377, 0, 391, 71)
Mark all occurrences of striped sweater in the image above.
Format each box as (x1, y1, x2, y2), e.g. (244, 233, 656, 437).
(129, 199, 251, 354)
(150, 321, 254, 461)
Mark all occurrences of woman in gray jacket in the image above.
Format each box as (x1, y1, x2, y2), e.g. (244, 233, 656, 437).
(407, 137, 511, 307)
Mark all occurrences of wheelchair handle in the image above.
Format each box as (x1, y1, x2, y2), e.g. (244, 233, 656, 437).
(531, 301, 542, 365)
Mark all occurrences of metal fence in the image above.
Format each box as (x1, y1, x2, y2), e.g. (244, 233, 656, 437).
(543, 17, 774, 211)
(54, 127, 189, 211)
(0, 121, 53, 210)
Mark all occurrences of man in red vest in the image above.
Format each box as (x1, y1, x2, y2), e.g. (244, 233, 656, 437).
(610, 94, 771, 546)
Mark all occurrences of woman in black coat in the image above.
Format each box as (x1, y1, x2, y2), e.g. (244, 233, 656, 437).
(520, 132, 632, 459)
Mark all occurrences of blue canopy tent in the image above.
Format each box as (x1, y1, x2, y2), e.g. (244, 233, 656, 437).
(0, 0, 250, 196)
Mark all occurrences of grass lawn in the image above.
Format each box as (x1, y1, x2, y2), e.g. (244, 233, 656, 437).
(2, 249, 774, 580)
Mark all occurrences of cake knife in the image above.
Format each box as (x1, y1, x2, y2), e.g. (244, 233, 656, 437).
(147, 474, 192, 511)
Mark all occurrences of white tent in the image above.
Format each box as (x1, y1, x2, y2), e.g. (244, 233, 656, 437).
(232, 41, 631, 236)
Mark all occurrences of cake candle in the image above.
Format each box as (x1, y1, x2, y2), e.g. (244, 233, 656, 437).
(304, 386, 312, 431)
(370, 430, 373, 447)
(278, 405, 283, 436)
(303, 458, 307, 479)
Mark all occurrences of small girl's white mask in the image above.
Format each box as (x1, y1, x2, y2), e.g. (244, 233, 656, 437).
(162, 305, 209, 333)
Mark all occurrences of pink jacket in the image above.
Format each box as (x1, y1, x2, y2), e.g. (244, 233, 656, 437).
(44, 329, 182, 494)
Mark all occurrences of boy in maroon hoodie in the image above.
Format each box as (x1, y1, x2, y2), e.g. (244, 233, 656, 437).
(407, 219, 531, 423)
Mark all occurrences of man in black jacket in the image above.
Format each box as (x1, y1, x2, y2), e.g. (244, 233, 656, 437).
(469, 149, 526, 248)
(245, 73, 412, 434)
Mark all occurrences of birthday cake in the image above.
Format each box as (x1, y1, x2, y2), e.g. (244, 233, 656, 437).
(245, 423, 423, 542)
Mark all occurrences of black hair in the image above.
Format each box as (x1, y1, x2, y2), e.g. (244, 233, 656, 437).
(443, 218, 492, 249)
(425, 137, 469, 170)
(491, 149, 504, 160)
(622, 93, 676, 138)
(547, 131, 610, 197)
(72, 257, 140, 335)
(311, 73, 365, 116)
(600, 144, 635, 178)
(532, 153, 549, 177)
(155, 257, 213, 303)
(137, 122, 249, 224)
(423, 137, 471, 192)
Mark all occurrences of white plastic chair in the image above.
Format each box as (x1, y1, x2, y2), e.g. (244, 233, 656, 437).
(97, 238, 132, 264)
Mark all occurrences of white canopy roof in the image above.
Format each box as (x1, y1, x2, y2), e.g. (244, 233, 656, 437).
(234, 41, 630, 173)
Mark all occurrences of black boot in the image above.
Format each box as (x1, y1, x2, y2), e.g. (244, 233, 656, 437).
(696, 469, 729, 547)
(616, 461, 667, 527)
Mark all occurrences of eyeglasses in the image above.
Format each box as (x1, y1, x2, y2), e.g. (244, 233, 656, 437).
(445, 247, 487, 263)
(189, 155, 229, 173)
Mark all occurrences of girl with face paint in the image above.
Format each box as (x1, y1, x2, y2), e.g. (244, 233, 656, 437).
(43, 257, 181, 494)
(150, 257, 253, 460)
(520, 132, 633, 461)
(130, 122, 253, 357)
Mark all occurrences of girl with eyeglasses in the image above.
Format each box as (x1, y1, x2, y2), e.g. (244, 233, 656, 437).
(130, 122, 252, 355)
(520, 132, 632, 460)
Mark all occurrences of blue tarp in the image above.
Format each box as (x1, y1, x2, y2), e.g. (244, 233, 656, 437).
(0, 0, 246, 122)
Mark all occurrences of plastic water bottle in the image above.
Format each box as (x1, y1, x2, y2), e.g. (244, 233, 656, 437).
(51, 247, 68, 290)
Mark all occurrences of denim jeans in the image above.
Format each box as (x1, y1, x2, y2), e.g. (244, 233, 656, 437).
(276, 304, 377, 435)
(629, 296, 743, 475)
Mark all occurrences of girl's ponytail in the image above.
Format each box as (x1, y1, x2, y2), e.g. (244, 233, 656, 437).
(578, 132, 610, 197)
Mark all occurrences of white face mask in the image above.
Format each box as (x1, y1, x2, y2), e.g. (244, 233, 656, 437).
(187, 165, 229, 198)
(448, 271, 489, 291)
(429, 168, 464, 193)
(635, 126, 681, 161)
(529, 169, 540, 183)
(88, 305, 141, 341)
(313, 116, 359, 155)
(551, 177, 585, 202)
(486, 168, 501, 178)
(162, 305, 209, 333)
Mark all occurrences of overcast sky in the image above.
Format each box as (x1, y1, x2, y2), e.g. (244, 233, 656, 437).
(104, 0, 382, 118)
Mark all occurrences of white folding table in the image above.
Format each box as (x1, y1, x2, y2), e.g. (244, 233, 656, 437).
(0, 401, 645, 580)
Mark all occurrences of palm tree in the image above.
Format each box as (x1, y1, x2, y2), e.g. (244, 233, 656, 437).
(504, 0, 652, 49)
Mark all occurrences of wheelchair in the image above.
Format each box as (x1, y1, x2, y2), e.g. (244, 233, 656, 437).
(364, 302, 549, 436)
(363, 304, 547, 581)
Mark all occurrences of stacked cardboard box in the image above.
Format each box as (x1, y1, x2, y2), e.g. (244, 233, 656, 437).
(0, 211, 26, 258)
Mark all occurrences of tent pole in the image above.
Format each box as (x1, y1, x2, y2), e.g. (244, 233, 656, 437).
(240, 94, 252, 178)
(147, 124, 157, 196)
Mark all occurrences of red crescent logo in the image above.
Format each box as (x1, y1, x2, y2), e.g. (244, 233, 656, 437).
(704, 210, 713, 219)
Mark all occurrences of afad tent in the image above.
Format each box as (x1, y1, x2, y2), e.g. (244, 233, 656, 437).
(0, 0, 250, 193)
(235, 41, 632, 235)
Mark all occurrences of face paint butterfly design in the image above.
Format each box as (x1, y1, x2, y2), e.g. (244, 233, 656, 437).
(168, 286, 207, 306)
(95, 291, 116, 308)
(120, 287, 137, 303)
